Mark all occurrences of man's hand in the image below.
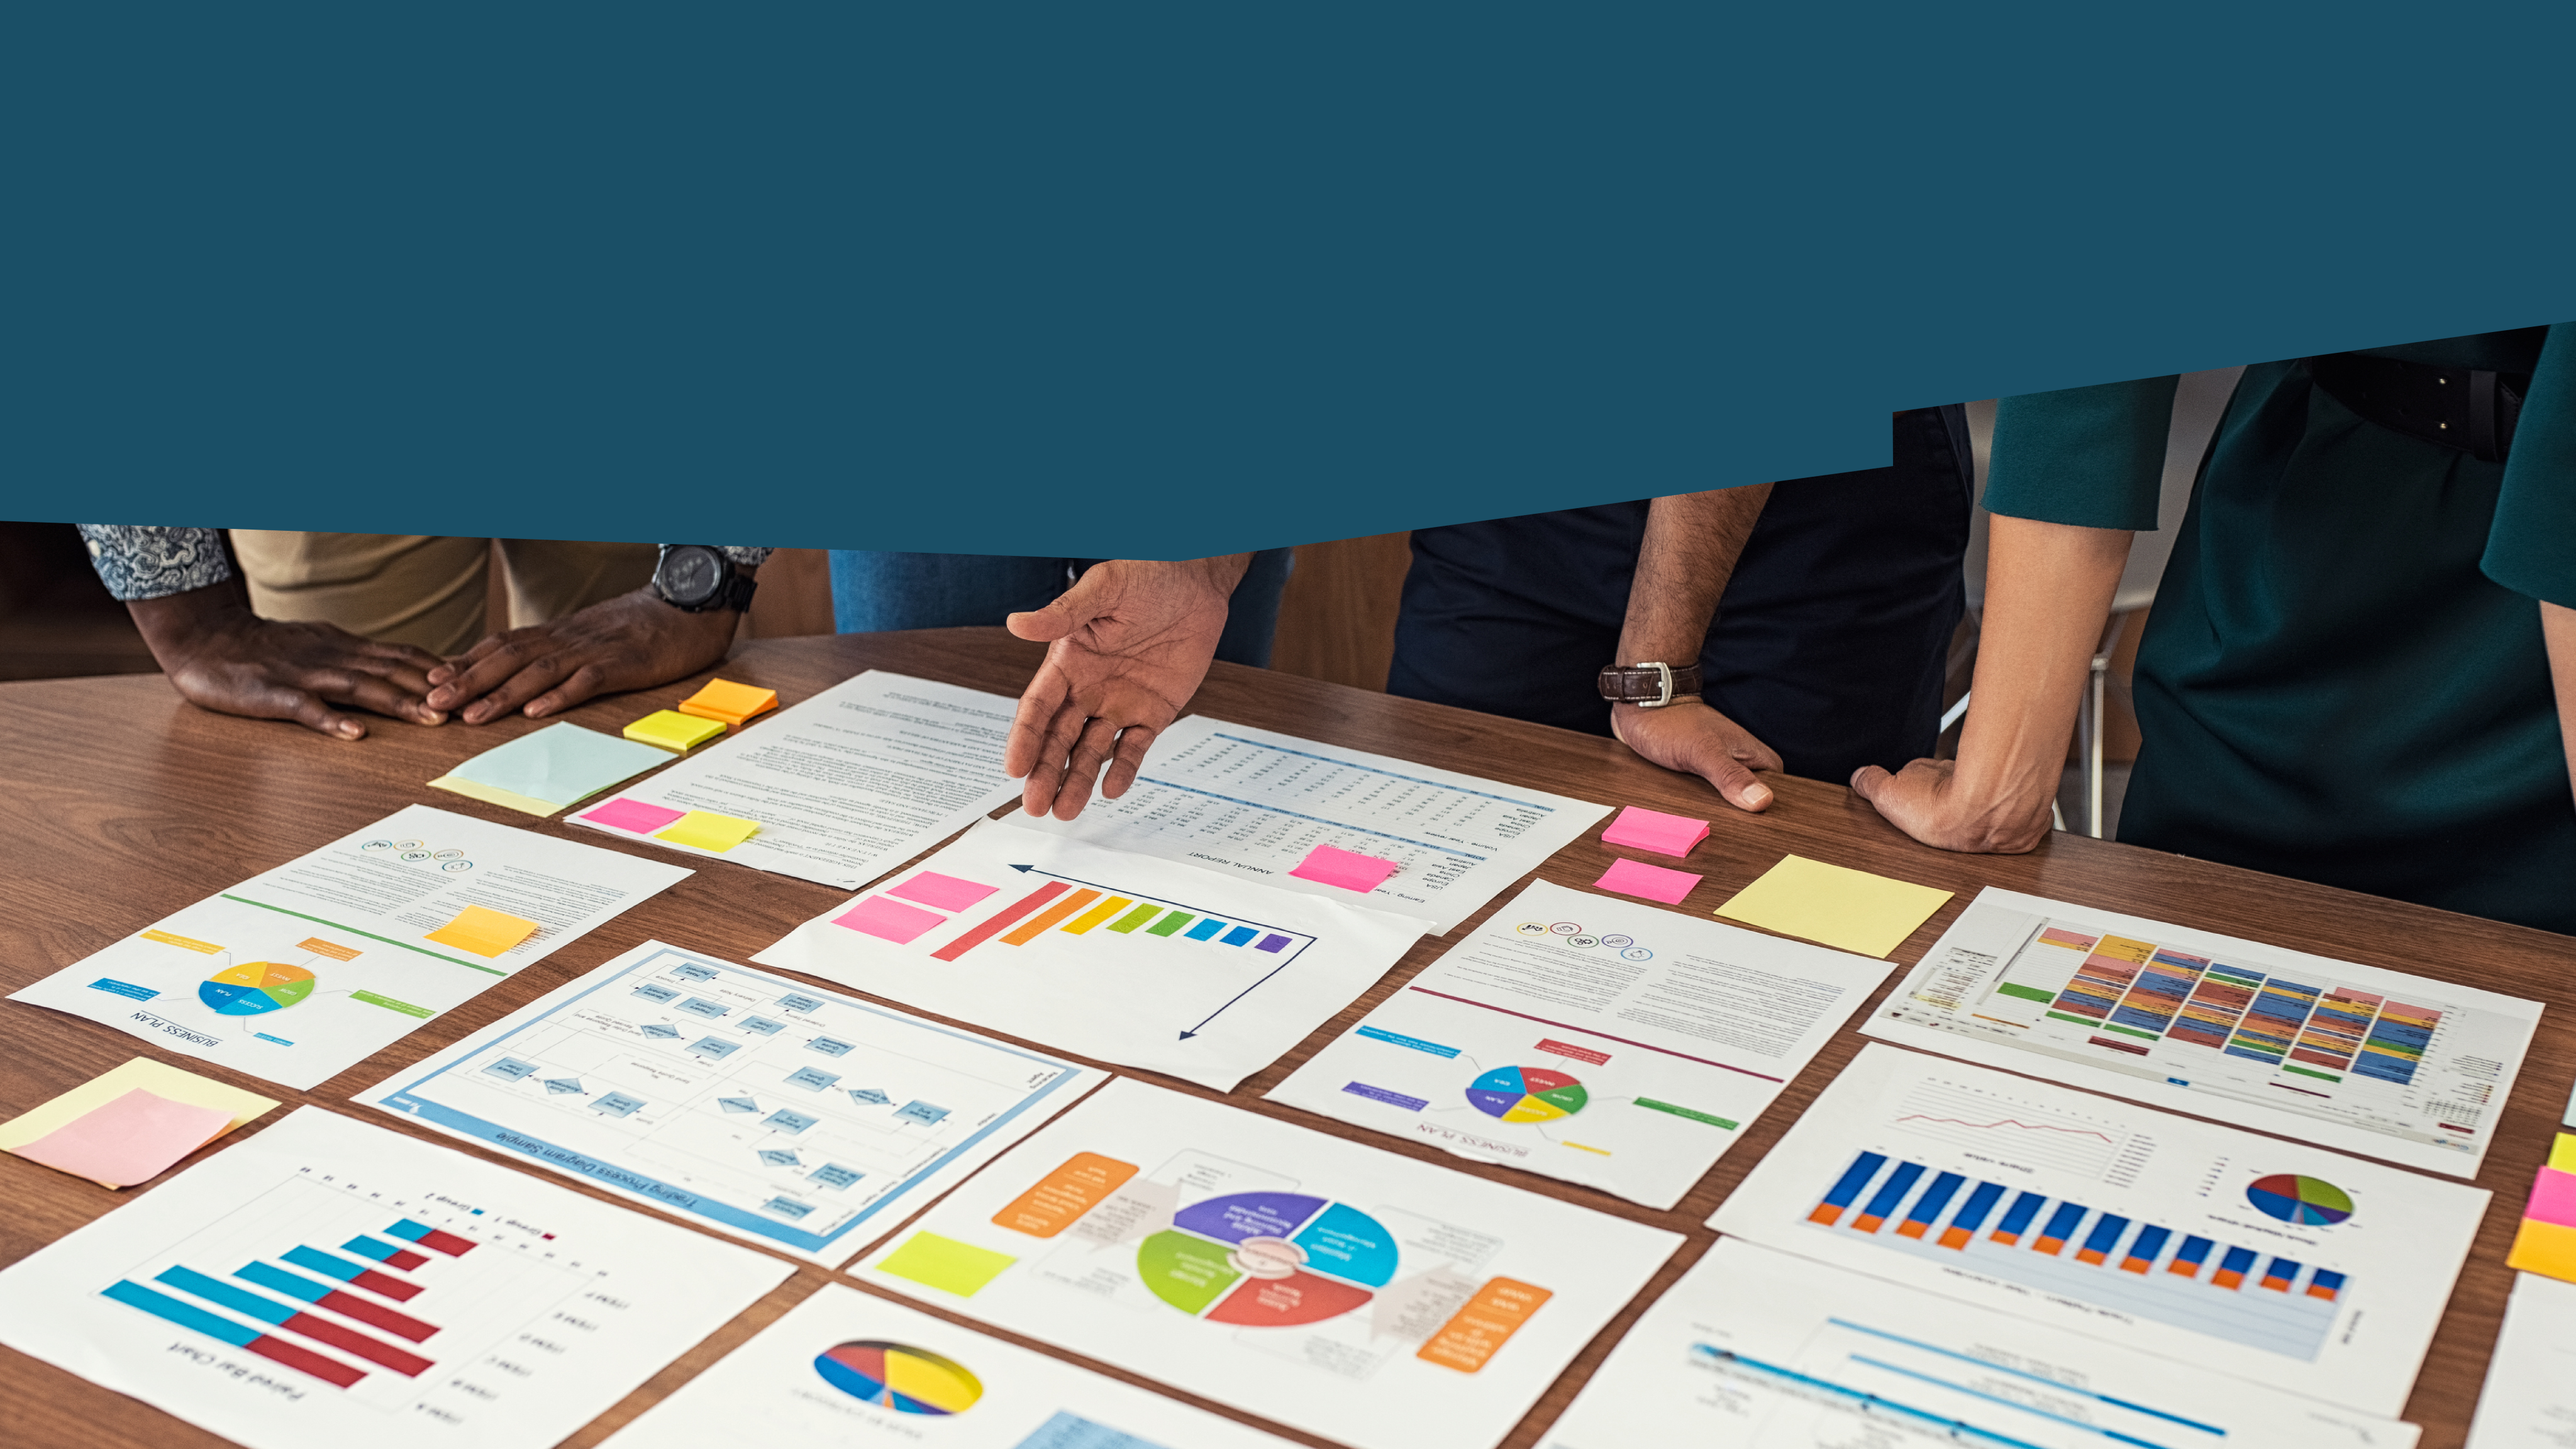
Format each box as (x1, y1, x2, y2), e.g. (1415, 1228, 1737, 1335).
(425, 587, 743, 724)
(129, 582, 448, 740)
(1004, 557, 1250, 820)
(1610, 700, 1782, 811)
(1848, 757, 2055, 853)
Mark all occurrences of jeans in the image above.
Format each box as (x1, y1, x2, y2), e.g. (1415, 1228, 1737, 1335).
(828, 548, 1297, 667)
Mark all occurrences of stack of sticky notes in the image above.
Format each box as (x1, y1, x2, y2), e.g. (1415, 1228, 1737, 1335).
(0, 1058, 277, 1189)
(1714, 853, 1954, 958)
(2509, 1133, 2576, 1282)
(625, 708, 728, 753)
(429, 722, 674, 817)
(1595, 856, 1702, 904)
(577, 797, 765, 853)
(1602, 805, 1711, 858)
(424, 903, 543, 959)
(675, 678, 780, 732)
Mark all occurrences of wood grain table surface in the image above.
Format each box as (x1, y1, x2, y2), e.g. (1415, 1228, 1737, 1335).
(1, 628, 2567, 1448)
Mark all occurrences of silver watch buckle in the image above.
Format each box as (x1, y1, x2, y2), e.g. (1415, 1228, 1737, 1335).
(1639, 662, 1674, 708)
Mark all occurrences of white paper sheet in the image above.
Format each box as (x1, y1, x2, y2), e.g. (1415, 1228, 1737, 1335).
(572, 670, 1023, 889)
(1709, 1045, 2487, 1418)
(8, 804, 689, 1091)
(852, 1077, 1682, 1449)
(2467, 1272, 2576, 1448)
(1266, 879, 1894, 1208)
(1863, 887, 2542, 1177)
(1003, 714, 1611, 933)
(0, 1107, 792, 1449)
(1543, 1237, 2419, 1449)
(754, 820, 1426, 1091)
(355, 939, 1098, 1265)
(601, 1282, 1302, 1448)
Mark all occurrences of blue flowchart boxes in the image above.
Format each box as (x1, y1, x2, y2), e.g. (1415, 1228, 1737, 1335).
(631, 983, 680, 1003)
(678, 997, 730, 1019)
(778, 992, 824, 1013)
(641, 1023, 682, 1039)
(482, 1057, 538, 1082)
(895, 1101, 951, 1126)
(689, 1036, 740, 1058)
(757, 1148, 801, 1167)
(763, 1109, 818, 1134)
(740, 1016, 786, 1036)
(810, 1163, 864, 1190)
(592, 1092, 646, 1118)
(785, 1066, 841, 1092)
(807, 1037, 855, 1057)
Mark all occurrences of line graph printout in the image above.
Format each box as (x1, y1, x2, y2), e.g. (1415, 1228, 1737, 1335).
(755, 821, 1425, 1090)
(1543, 1237, 2419, 1449)
(601, 1284, 1303, 1449)
(1003, 714, 1611, 933)
(1863, 887, 2542, 1177)
(1267, 880, 1895, 1208)
(1711, 1045, 2486, 1418)
(0, 1108, 792, 1449)
(357, 940, 1095, 1264)
(853, 1079, 1682, 1449)
(9, 804, 690, 1091)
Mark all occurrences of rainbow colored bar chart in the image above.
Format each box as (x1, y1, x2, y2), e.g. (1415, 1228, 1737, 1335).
(901, 869, 1309, 965)
(1806, 1148, 2345, 1358)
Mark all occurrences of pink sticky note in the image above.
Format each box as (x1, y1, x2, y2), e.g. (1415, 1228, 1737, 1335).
(2528, 1167, 2576, 1229)
(1290, 843, 1403, 892)
(1596, 856, 1703, 904)
(886, 870, 999, 913)
(581, 796, 688, 834)
(9, 1089, 236, 1188)
(1601, 805, 1710, 858)
(833, 894, 948, 945)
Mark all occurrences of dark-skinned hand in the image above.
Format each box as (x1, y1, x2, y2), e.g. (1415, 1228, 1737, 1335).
(424, 587, 744, 724)
(128, 581, 447, 740)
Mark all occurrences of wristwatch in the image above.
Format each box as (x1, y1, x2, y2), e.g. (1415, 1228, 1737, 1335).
(1597, 662, 1703, 708)
(651, 545, 760, 614)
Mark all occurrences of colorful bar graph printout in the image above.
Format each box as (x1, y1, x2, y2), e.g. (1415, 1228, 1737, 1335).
(1853, 1162, 1925, 1234)
(2122, 1225, 2170, 1274)
(1810, 1152, 1887, 1226)
(1941, 1181, 2006, 1248)
(2076, 1213, 2129, 1265)
(2033, 1201, 2085, 1255)
(931, 881, 1070, 962)
(2169, 1235, 2214, 1277)
(1990, 1191, 2045, 1245)
(2213, 1246, 2257, 1289)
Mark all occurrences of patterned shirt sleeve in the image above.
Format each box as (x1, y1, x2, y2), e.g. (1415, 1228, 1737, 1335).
(714, 546, 773, 567)
(75, 525, 235, 601)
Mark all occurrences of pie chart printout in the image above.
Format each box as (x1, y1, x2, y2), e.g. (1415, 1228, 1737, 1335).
(1467, 1065, 1589, 1124)
(196, 961, 316, 1016)
(2245, 1174, 2355, 1226)
(1139, 1192, 1399, 1327)
(812, 1340, 983, 1415)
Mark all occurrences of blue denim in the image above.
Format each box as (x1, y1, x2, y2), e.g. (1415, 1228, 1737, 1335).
(828, 548, 1296, 667)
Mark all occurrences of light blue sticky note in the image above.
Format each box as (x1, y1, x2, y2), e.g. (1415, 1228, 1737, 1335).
(448, 723, 673, 809)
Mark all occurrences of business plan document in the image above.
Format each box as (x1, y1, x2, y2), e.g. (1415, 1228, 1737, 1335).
(853, 1078, 1682, 1449)
(10, 804, 688, 1090)
(1268, 879, 1895, 1208)
(1543, 1236, 2419, 1449)
(573, 670, 1022, 889)
(1710, 1045, 2487, 1418)
(0, 1107, 792, 1449)
(1864, 887, 2543, 1176)
(601, 1283, 1303, 1449)
(2465, 1272, 2576, 1448)
(357, 939, 1097, 1264)
(1004, 714, 1611, 933)
(755, 820, 1425, 1090)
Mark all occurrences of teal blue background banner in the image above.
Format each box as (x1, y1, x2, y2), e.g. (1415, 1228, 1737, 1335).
(8, 3, 2573, 555)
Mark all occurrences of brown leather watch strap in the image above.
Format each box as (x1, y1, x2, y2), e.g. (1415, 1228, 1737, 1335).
(1596, 662, 1704, 706)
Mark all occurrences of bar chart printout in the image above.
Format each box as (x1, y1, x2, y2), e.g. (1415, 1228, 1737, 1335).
(1713, 1045, 2489, 1419)
(755, 821, 1426, 1091)
(0, 1108, 792, 1449)
(1540, 1237, 2419, 1449)
(1864, 887, 2542, 1177)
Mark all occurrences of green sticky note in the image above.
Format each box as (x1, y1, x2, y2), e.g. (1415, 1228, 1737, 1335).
(878, 1231, 1016, 1297)
(434, 723, 673, 814)
(654, 810, 761, 853)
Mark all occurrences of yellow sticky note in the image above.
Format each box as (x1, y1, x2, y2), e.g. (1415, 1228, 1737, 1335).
(2553, 1134, 2576, 1175)
(655, 810, 761, 852)
(624, 709, 726, 753)
(426, 774, 562, 818)
(425, 904, 541, 958)
(675, 679, 779, 729)
(2510, 1217, 2576, 1282)
(877, 1231, 1017, 1297)
(1713, 853, 1954, 958)
(0, 1058, 277, 1169)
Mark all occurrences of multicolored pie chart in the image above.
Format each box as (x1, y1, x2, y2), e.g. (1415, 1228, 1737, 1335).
(1466, 1065, 1589, 1123)
(1138, 1191, 1397, 1327)
(812, 1340, 982, 1415)
(2245, 1174, 2354, 1226)
(196, 961, 316, 1016)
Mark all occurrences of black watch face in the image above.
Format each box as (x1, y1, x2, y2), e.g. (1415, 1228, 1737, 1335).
(659, 547, 723, 606)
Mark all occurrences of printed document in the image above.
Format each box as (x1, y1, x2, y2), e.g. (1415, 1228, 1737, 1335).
(2465, 1272, 2576, 1448)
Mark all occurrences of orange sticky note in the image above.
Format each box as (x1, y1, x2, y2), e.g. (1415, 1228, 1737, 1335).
(1417, 1277, 1555, 1373)
(675, 679, 779, 730)
(425, 904, 540, 958)
(9, 1089, 238, 1188)
(991, 1152, 1140, 1238)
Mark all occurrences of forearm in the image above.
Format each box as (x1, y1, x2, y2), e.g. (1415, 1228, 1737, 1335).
(1615, 485, 1773, 662)
(2546, 600, 2576, 811)
(1951, 514, 2133, 830)
(126, 576, 262, 666)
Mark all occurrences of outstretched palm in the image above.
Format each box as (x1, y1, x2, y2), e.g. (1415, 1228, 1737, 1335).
(1004, 558, 1246, 819)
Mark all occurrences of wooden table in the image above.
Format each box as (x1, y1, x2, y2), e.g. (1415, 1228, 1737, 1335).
(1, 629, 2564, 1448)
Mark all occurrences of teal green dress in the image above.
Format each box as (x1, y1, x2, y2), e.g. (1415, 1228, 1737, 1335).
(1985, 324, 2576, 936)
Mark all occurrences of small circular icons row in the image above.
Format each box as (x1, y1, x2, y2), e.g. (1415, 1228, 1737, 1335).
(1514, 919, 1651, 962)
